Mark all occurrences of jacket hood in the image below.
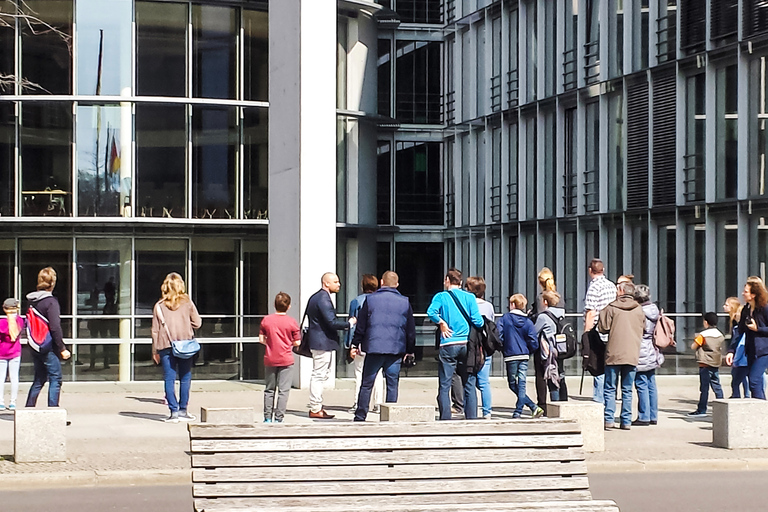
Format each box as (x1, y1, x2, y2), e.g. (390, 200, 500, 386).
(546, 306, 565, 318)
(612, 294, 640, 311)
(26, 290, 52, 302)
(508, 309, 529, 327)
(642, 302, 660, 321)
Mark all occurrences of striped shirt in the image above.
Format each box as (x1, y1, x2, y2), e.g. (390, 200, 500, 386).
(584, 275, 617, 341)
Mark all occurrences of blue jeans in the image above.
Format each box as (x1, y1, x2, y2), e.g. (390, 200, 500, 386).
(634, 369, 657, 422)
(159, 348, 193, 413)
(604, 365, 636, 426)
(731, 365, 751, 398)
(593, 374, 605, 404)
(505, 359, 537, 416)
(476, 356, 492, 417)
(748, 354, 768, 400)
(697, 366, 724, 412)
(25, 350, 63, 407)
(438, 344, 477, 420)
(355, 353, 402, 421)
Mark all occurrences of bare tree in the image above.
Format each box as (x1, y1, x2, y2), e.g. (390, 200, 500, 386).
(0, 0, 72, 93)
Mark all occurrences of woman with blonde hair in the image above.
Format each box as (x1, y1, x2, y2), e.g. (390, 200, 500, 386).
(727, 277, 768, 399)
(531, 268, 559, 316)
(724, 296, 749, 398)
(152, 272, 202, 423)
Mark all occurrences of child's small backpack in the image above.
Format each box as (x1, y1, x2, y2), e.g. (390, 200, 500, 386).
(653, 309, 676, 349)
(26, 305, 53, 353)
(543, 310, 578, 360)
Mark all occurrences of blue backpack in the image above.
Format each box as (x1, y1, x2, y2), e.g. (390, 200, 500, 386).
(26, 305, 53, 353)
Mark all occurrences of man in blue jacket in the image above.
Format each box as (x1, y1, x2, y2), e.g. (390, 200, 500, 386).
(305, 272, 355, 419)
(427, 268, 485, 420)
(350, 271, 416, 421)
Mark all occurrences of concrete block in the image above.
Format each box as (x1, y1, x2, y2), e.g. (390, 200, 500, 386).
(379, 404, 435, 422)
(14, 409, 67, 463)
(200, 407, 255, 424)
(713, 399, 768, 449)
(547, 400, 604, 452)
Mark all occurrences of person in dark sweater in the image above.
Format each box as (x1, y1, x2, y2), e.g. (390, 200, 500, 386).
(25, 267, 71, 408)
(727, 276, 768, 400)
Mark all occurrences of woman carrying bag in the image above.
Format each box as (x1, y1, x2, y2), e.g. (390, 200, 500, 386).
(152, 272, 202, 423)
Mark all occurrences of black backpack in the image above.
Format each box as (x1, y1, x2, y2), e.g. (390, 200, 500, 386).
(446, 292, 487, 374)
(543, 310, 577, 360)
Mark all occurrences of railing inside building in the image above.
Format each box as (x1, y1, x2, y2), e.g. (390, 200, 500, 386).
(656, 11, 677, 63)
(683, 153, 705, 203)
(506, 68, 519, 108)
(583, 40, 600, 85)
(562, 48, 577, 91)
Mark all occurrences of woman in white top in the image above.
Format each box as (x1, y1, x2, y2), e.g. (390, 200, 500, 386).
(465, 276, 494, 419)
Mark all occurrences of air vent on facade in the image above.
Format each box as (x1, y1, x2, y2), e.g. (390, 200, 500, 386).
(627, 76, 649, 210)
(652, 68, 677, 207)
(680, 0, 706, 53)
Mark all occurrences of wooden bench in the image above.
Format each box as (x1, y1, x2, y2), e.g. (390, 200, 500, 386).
(189, 420, 619, 512)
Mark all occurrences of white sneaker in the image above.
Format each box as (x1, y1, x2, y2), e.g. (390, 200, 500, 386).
(348, 405, 357, 414)
(483, 413, 492, 420)
(371, 405, 380, 414)
(164, 413, 179, 423)
(178, 411, 196, 422)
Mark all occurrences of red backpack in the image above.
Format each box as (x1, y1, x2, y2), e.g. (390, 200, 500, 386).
(26, 306, 53, 353)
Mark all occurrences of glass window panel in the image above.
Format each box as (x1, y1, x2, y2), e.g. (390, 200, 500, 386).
(585, 101, 599, 212)
(191, 238, 236, 337)
(134, 238, 186, 315)
(378, 39, 392, 117)
(192, 5, 237, 100)
(715, 219, 739, 303)
(136, 104, 186, 218)
(395, 141, 442, 225)
(563, 231, 577, 309)
(244, 8, 268, 102)
(476, 130, 485, 224)
(609, 0, 624, 78)
(508, 8, 519, 105)
(74, 343, 119, 377)
(608, 92, 625, 210)
(685, 73, 705, 201)
(525, 0, 537, 102)
(243, 107, 268, 219)
(75, 0, 131, 96)
(243, 239, 268, 326)
(0, 2, 13, 88)
(476, 23, 486, 115)
(751, 57, 768, 197)
(20, 238, 73, 317)
(76, 238, 131, 316)
(337, 118, 348, 223)
(136, 1, 187, 97)
(21, 0, 72, 95)
(21, 102, 73, 217)
(543, 0, 557, 97)
(542, 110, 556, 218)
(525, 117, 536, 219)
(508, 122, 518, 221)
(377, 140, 392, 225)
(685, 223, 705, 313)
(395, 242, 443, 312)
(0, 240, 14, 302)
(716, 65, 738, 200)
(76, 105, 128, 217)
(0, 102, 14, 216)
(631, 224, 649, 285)
(131, 343, 155, 381)
(192, 106, 237, 219)
(657, 225, 676, 312)
(194, 342, 239, 380)
(395, 41, 441, 124)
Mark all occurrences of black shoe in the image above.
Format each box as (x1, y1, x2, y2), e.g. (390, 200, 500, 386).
(620, 423, 631, 430)
(631, 419, 650, 426)
(650, 420, 657, 425)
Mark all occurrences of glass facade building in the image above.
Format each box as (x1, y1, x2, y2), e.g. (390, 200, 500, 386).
(0, 0, 268, 381)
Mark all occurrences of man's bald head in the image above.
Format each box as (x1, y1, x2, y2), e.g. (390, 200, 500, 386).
(321, 272, 341, 293)
(381, 271, 399, 288)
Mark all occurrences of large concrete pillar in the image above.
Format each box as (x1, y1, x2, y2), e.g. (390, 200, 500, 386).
(269, 0, 338, 389)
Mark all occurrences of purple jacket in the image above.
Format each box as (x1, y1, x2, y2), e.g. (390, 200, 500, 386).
(0, 316, 24, 360)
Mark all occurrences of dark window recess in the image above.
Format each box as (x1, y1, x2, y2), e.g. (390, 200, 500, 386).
(136, 1, 187, 97)
(652, 68, 677, 207)
(626, 77, 649, 210)
(395, 41, 441, 124)
(378, 39, 392, 117)
(0, 3, 13, 90)
(0, 103, 13, 216)
(393, 0, 442, 24)
(563, 109, 577, 215)
(711, 0, 738, 41)
(377, 141, 392, 225)
(21, 0, 73, 95)
(680, 0, 705, 53)
(744, 0, 768, 38)
(395, 141, 442, 225)
(395, 242, 443, 313)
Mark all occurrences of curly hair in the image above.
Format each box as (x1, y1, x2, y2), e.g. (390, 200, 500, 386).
(160, 272, 190, 311)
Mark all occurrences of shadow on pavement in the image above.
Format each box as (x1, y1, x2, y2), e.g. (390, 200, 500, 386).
(126, 396, 166, 405)
(119, 411, 169, 422)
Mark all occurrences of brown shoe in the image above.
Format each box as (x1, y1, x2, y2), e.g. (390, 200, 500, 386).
(309, 409, 335, 419)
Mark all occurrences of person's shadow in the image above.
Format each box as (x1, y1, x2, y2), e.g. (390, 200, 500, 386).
(126, 396, 166, 405)
(119, 411, 169, 422)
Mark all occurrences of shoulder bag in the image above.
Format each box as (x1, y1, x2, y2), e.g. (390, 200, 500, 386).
(292, 307, 312, 358)
(446, 291, 486, 374)
(156, 302, 200, 359)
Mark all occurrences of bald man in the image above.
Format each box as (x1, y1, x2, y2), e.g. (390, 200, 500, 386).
(350, 271, 416, 421)
(305, 272, 355, 419)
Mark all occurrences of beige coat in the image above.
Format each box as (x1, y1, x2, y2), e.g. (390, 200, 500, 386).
(151, 300, 202, 354)
(598, 294, 645, 366)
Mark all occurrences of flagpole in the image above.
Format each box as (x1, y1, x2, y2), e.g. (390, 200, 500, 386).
(95, 29, 104, 215)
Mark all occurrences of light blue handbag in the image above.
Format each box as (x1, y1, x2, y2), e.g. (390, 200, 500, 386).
(156, 302, 200, 359)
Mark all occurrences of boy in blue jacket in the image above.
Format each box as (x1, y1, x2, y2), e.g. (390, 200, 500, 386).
(496, 294, 544, 419)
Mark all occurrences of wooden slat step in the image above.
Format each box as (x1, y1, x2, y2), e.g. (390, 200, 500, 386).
(191, 434, 584, 453)
(188, 420, 581, 440)
(193, 475, 591, 498)
(193, 460, 588, 483)
(192, 447, 586, 468)
(193, 492, 599, 512)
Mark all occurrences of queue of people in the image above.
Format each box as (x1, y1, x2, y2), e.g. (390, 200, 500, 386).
(4, 264, 768, 426)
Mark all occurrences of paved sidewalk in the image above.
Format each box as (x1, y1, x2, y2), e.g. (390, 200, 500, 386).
(0, 375, 767, 489)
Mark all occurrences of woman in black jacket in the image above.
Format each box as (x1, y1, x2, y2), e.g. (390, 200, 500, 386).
(727, 276, 768, 399)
